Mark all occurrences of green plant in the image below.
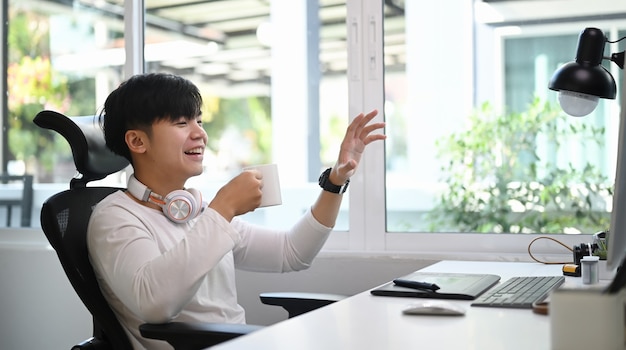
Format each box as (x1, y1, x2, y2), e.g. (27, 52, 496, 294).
(203, 95, 273, 167)
(8, 11, 71, 180)
(428, 98, 612, 234)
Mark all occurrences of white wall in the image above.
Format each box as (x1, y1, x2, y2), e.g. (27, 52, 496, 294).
(0, 230, 92, 350)
(237, 253, 436, 326)
(0, 229, 436, 349)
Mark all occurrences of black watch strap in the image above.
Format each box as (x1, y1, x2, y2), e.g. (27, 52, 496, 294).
(318, 167, 349, 194)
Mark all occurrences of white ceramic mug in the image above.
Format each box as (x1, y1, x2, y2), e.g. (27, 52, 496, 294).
(243, 163, 282, 207)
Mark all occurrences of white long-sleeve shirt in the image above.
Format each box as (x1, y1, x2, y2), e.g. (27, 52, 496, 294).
(87, 190, 332, 350)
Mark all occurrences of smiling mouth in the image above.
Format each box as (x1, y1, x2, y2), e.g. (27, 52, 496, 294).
(184, 147, 204, 155)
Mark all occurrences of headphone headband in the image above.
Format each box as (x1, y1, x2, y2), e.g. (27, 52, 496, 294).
(127, 174, 152, 202)
(127, 174, 206, 223)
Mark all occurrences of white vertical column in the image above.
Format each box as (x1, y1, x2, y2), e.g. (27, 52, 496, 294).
(405, 1, 474, 184)
(124, 0, 144, 78)
(347, 0, 385, 250)
(270, 0, 308, 185)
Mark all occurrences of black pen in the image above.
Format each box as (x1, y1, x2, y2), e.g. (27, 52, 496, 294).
(393, 279, 440, 291)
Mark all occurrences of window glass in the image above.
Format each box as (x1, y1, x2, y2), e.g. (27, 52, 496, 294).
(10, 0, 624, 246)
(143, 0, 350, 228)
(385, 1, 625, 234)
(5, 0, 352, 230)
(0, 0, 348, 230)
(5, 0, 125, 228)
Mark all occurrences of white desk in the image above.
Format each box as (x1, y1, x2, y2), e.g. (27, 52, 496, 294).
(211, 260, 598, 350)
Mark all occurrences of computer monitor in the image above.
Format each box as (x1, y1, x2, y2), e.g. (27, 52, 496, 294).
(605, 65, 626, 293)
(608, 106, 626, 272)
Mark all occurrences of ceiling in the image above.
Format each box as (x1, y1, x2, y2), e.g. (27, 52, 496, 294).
(39, 0, 407, 91)
(33, 0, 625, 93)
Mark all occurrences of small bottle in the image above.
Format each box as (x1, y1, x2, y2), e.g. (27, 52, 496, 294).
(581, 255, 600, 285)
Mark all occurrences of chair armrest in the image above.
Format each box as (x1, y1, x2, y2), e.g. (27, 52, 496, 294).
(71, 337, 109, 350)
(259, 292, 347, 318)
(139, 322, 263, 350)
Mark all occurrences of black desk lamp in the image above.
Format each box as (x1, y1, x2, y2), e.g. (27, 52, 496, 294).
(549, 27, 626, 293)
(548, 27, 624, 117)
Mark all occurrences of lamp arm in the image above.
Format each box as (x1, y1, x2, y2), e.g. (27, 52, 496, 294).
(609, 51, 625, 70)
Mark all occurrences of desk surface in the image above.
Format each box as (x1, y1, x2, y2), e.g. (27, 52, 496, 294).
(213, 261, 594, 350)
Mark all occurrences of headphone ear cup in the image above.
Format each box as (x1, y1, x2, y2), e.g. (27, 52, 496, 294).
(163, 190, 199, 223)
(186, 188, 207, 216)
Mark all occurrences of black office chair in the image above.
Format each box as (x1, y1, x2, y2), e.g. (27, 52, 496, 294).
(34, 110, 345, 350)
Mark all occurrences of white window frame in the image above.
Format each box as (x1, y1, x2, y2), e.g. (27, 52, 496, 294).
(2, 0, 597, 264)
(319, 0, 591, 262)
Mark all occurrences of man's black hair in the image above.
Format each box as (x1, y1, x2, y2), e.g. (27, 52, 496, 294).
(99, 73, 203, 162)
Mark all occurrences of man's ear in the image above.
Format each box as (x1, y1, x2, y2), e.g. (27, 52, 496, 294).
(125, 129, 147, 154)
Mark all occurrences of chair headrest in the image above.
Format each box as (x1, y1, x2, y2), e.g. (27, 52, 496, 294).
(33, 110, 129, 187)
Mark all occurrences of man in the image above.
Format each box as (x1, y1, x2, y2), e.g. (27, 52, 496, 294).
(87, 72, 385, 349)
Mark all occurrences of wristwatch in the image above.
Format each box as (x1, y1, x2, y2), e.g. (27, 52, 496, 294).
(318, 167, 350, 194)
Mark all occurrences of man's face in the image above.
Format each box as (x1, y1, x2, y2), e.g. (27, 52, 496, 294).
(143, 115, 208, 181)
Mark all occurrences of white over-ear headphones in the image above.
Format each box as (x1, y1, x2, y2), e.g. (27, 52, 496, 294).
(127, 174, 207, 224)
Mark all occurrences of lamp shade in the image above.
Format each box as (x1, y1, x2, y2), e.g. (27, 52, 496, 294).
(548, 27, 617, 100)
(548, 61, 616, 99)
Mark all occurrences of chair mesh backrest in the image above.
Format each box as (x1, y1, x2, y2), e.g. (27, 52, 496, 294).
(41, 186, 132, 350)
(35, 110, 133, 349)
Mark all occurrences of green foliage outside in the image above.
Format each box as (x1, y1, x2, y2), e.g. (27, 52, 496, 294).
(428, 98, 612, 234)
(203, 95, 272, 167)
(8, 10, 274, 182)
(8, 11, 72, 180)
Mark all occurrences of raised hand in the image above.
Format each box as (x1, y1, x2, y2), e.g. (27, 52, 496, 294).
(333, 109, 386, 183)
